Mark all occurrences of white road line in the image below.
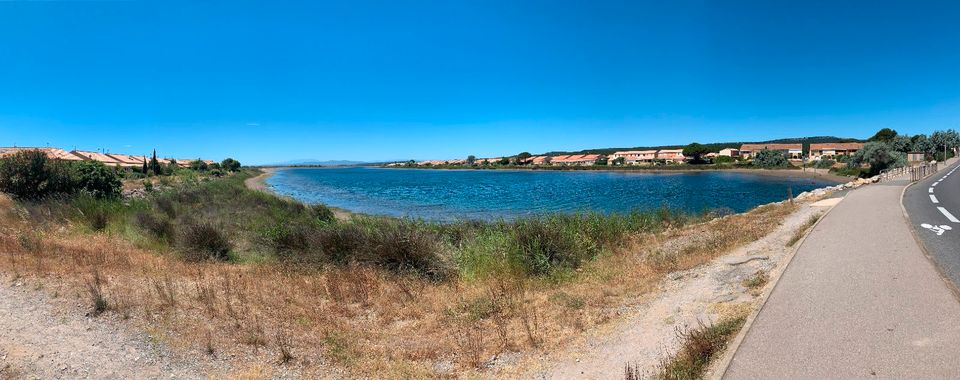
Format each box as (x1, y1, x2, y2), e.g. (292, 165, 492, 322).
(931, 194, 940, 204)
(929, 187, 935, 193)
(933, 182, 939, 187)
(939, 207, 960, 223)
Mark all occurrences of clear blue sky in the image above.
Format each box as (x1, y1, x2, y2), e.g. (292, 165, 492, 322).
(1, 1, 958, 164)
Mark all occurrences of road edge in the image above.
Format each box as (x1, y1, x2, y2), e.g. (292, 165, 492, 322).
(899, 162, 960, 301)
(708, 196, 843, 380)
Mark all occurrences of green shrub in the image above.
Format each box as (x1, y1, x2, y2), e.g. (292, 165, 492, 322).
(221, 158, 242, 172)
(507, 217, 597, 276)
(177, 220, 232, 261)
(813, 159, 835, 169)
(134, 210, 175, 243)
(752, 149, 790, 168)
(0, 150, 74, 199)
(73, 160, 122, 199)
(312, 204, 336, 223)
(848, 141, 906, 176)
(361, 220, 452, 281)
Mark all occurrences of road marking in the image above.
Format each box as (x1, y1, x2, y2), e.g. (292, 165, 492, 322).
(929, 187, 935, 193)
(931, 194, 940, 204)
(938, 207, 960, 223)
(933, 182, 939, 187)
(921, 223, 953, 236)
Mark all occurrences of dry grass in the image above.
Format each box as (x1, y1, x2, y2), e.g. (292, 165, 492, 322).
(0, 194, 796, 377)
(786, 213, 822, 247)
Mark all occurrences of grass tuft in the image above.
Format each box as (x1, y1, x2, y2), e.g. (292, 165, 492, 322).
(653, 316, 746, 380)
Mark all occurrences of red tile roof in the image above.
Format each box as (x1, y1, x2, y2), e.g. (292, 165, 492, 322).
(739, 143, 802, 151)
(809, 143, 864, 151)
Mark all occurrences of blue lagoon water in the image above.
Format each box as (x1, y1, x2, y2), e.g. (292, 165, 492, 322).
(266, 167, 835, 222)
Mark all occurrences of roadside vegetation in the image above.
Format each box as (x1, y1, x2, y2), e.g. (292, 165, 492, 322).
(0, 150, 799, 376)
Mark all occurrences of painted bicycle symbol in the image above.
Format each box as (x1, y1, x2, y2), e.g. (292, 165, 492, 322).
(921, 223, 953, 236)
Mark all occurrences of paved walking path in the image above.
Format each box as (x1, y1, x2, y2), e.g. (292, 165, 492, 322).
(724, 170, 960, 379)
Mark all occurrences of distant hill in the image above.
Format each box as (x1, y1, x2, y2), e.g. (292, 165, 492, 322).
(542, 136, 864, 156)
(268, 159, 368, 167)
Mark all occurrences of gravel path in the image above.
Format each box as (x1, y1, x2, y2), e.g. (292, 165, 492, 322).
(0, 277, 212, 379)
(522, 199, 833, 379)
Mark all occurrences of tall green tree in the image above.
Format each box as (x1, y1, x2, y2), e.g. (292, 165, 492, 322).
(849, 141, 906, 176)
(682, 142, 711, 164)
(868, 128, 898, 143)
(465, 155, 476, 165)
(148, 149, 163, 176)
(752, 148, 790, 168)
(220, 158, 241, 172)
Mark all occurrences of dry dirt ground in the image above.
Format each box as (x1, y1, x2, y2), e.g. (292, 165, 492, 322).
(508, 198, 834, 379)
(0, 276, 221, 379)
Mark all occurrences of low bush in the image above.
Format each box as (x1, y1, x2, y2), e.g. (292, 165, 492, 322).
(508, 217, 598, 276)
(134, 210, 175, 243)
(177, 220, 232, 261)
(813, 159, 835, 169)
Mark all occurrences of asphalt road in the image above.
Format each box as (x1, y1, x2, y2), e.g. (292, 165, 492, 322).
(903, 159, 960, 289)
(725, 173, 960, 378)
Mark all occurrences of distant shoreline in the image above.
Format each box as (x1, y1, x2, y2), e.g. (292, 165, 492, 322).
(377, 164, 849, 184)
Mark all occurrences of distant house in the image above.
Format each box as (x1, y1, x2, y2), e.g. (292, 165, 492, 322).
(72, 150, 127, 167)
(739, 144, 803, 160)
(656, 149, 686, 163)
(552, 154, 602, 166)
(610, 150, 657, 164)
(719, 148, 739, 157)
(531, 156, 551, 165)
(809, 143, 864, 160)
(105, 153, 148, 168)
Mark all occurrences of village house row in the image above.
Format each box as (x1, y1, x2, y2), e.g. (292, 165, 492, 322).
(406, 143, 867, 166)
(0, 147, 214, 168)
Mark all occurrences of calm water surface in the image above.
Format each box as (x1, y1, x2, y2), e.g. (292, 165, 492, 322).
(266, 167, 835, 222)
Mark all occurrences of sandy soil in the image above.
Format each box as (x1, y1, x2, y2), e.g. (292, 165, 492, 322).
(0, 276, 219, 379)
(244, 167, 276, 192)
(509, 197, 836, 379)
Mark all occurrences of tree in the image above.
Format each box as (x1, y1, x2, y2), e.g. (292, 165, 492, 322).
(73, 160, 122, 199)
(849, 141, 906, 176)
(220, 158, 241, 172)
(148, 149, 163, 176)
(0, 150, 73, 199)
(465, 155, 476, 165)
(752, 148, 790, 168)
(190, 159, 209, 171)
(498, 157, 510, 165)
(594, 156, 608, 166)
(888, 135, 912, 153)
(612, 157, 625, 166)
(912, 134, 934, 155)
(164, 159, 178, 175)
(514, 152, 532, 165)
(682, 143, 711, 164)
(868, 128, 898, 143)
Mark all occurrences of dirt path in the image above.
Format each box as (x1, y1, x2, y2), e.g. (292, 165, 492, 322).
(519, 198, 835, 379)
(0, 276, 215, 379)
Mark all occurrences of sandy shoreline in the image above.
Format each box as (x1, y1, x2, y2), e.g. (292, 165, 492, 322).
(245, 168, 353, 220)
